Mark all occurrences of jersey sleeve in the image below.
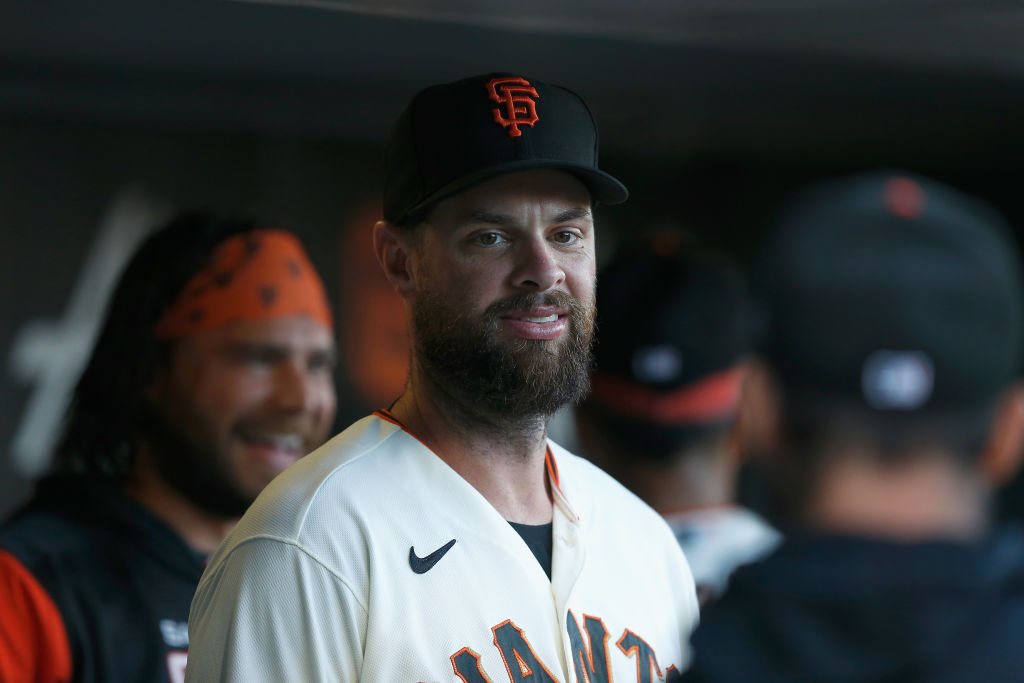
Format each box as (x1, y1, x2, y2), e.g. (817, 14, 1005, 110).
(185, 538, 366, 682)
(0, 549, 73, 683)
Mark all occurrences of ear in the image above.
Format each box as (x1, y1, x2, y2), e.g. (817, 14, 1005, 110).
(735, 359, 782, 462)
(719, 362, 752, 469)
(372, 220, 417, 301)
(979, 383, 1024, 487)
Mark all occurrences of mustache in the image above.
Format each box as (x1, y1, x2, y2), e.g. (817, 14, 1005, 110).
(483, 291, 582, 318)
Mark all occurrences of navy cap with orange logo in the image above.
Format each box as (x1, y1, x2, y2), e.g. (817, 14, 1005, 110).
(581, 231, 750, 453)
(755, 170, 1024, 413)
(383, 72, 628, 225)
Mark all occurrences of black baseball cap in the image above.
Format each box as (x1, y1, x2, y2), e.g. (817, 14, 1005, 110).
(756, 170, 1024, 413)
(583, 231, 750, 452)
(383, 72, 628, 225)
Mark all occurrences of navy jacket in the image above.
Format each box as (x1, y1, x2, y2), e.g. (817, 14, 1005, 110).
(0, 476, 206, 683)
(684, 530, 1024, 682)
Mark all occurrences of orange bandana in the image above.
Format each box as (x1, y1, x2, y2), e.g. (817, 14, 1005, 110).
(153, 229, 332, 338)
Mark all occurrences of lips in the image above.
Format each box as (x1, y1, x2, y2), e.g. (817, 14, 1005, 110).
(499, 307, 568, 340)
(235, 429, 307, 472)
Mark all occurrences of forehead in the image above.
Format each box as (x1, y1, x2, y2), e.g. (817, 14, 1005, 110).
(426, 169, 593, 226)
(177, 315, 335, 353)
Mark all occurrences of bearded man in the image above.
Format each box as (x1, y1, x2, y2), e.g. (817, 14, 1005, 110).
(0, 212, 337, 683)
(186, 73, 699, 683)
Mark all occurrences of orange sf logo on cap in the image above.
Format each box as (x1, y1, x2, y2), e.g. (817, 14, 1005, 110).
(487, 76, 539, 138)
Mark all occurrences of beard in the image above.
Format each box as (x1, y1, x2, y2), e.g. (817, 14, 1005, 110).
(412, 289, 595, 424)
(136, 401, 255, 519)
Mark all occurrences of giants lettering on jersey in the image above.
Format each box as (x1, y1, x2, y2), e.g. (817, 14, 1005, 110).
(450, 611, 682, 683)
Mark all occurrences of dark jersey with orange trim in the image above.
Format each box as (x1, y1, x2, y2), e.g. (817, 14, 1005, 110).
(0, 476, 205, 683)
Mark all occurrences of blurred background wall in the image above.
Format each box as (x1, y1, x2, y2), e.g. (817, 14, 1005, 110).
(3, 0, 1024, 516)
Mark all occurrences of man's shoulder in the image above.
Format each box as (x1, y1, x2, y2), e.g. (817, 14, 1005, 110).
(0, 487, 113, 567)
(0, 495, 158, 617)
(196, 412, 462, 607)
(216, 414, 417, 550)
(688, 533, 1024, 681)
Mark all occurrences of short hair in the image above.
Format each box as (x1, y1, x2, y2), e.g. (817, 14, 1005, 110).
(757, 376, 1000, 524)
(52, 211, 264, 478)
(777, 386, 998, 463)
(575, 399, 733, 463)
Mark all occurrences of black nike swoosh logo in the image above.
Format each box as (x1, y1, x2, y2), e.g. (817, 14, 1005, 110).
(409, 539, 457, 574)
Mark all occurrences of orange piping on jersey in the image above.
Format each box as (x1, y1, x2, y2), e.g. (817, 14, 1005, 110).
(544, 446, 560, 490)
(373, 409, 438, 454)
(545, 445, 581, 522)
(375, 410, 568, 508)
(0, 550, 72, 683)
(374, 409, 403, 428)
(588, 365, 744, 426)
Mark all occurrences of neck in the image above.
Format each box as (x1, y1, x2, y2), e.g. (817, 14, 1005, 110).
(801, 448, 989, 542)
(390, 370, 554, 524)
(603, 449, 733, 515)
(576, 413, 735, 514)
(123, 448, 237, 556)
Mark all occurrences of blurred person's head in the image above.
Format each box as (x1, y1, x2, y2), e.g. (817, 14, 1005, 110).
(741, 171, 1024, 539)
(575, 230, 750, 510)
(54, 211, 337, 519)
(373, 73, 626, 432)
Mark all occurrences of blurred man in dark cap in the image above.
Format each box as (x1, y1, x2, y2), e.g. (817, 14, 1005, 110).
(683, 171, 1024, 682)
(0, 212, 337, 683)
(575, 231, 779, 605)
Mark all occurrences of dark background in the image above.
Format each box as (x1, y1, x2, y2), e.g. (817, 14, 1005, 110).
(3, 0, 1024, 516)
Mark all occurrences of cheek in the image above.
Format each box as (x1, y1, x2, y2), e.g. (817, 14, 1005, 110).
(191, 372, 270, 422)
(313, 378, 338, 424)
(426, 263, 501, 311)
(566, 260, 596, 301)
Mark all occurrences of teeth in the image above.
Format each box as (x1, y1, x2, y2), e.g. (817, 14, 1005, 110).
(245, 433, 303, 450)
(522, 315, 558, 323)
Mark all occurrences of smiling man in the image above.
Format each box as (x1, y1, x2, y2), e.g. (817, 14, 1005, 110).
(0, 212, 337, 683)
(186, 73, 699, 682)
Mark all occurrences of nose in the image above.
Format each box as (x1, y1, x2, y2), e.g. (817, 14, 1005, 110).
(272, 361, 318, 413)
(512, 237, 565, 292)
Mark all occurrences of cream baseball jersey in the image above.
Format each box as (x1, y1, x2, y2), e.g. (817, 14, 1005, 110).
(186, 411, 699, 682)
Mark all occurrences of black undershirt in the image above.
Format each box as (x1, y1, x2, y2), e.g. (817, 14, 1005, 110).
(508, 521, 554, 579)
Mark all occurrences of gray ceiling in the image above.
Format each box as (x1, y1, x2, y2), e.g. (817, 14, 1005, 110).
(1, 0, 1022, 163)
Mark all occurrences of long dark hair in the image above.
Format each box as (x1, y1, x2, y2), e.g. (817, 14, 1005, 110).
(52, 210, 262, 478)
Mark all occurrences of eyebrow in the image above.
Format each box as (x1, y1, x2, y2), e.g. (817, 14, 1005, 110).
(553, 207, 592, 223)
(465, 206, 592, 226)
(465, 210, 517, 227)
(223, 341, 337, 361)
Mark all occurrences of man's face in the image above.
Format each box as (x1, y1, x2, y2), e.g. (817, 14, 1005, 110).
(143, 315, 337, 517)
(408, 169, 597, 419)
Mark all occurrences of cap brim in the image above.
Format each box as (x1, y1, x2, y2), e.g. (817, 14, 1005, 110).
(404, 160, 628, 223)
